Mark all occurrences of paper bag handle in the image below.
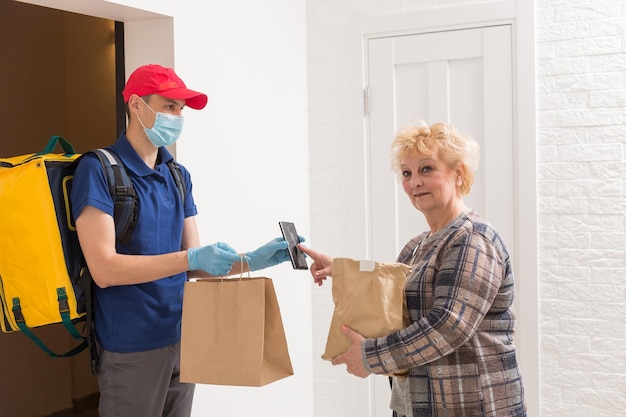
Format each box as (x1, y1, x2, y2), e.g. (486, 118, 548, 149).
(214, 254, 251, 281)
(237, 254, 251, 280)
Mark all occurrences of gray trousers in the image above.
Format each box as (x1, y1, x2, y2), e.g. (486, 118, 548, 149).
(97, 342, 195, 417)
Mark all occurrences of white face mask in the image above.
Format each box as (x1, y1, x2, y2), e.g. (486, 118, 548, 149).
(137, 98, 184, 147)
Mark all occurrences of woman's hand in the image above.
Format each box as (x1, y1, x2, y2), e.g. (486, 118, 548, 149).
(298, 244, 333, 286)
(331, 325, 369, 378)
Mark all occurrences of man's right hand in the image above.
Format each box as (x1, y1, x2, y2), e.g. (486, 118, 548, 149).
(187, 242, 240, 276)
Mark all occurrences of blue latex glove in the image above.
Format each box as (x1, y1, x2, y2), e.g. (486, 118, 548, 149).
(244, 237, 293, 272)
(188, 242, 240, 276)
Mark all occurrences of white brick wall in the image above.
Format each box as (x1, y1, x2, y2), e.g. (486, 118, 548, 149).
(537, 1, 626, 416)
(308, 0, 625, 416)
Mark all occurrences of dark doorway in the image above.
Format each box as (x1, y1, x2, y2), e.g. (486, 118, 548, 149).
(0, 1, 124, 415)
(0, 0, 124, 157)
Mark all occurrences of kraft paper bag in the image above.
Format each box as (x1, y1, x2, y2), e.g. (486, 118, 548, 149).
(322, 258, 411, 362)
(180, 277, 294, 387)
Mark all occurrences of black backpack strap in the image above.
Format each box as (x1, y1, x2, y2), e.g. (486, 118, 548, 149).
(76, 268, 99, 374)
(77, 148, 137, 374)
(167, 159, 186, 204)
(79, 148, 139, 374)
(89, 149, 138, 246)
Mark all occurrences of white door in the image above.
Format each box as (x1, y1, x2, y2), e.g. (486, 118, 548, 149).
(365, 25, 514, 415)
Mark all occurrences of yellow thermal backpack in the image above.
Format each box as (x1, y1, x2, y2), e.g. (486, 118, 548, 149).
(0, 136, 185, 367)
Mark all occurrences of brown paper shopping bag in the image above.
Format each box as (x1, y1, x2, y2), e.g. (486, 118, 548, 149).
(322, 258, 410, 361)
(180, 277, 294, 386)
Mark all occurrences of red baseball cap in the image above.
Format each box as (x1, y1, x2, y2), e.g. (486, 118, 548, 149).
(122, 64, 208, 110)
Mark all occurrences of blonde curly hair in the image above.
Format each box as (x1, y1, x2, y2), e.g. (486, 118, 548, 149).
(390, 122, 480, 196)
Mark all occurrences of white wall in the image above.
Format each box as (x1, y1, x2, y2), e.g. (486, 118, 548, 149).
(536, 1, 626, 416)
(171, 3, 313, 415)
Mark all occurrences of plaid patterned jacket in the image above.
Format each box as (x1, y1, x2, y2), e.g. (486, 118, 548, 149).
(363, 210, 526, 417)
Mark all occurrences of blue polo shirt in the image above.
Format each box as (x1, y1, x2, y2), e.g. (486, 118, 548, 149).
(70, 133, 198, 352)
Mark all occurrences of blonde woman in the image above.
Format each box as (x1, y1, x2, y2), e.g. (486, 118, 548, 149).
(300, 122, 526, 417)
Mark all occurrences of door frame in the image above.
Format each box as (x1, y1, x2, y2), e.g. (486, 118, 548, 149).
(356, 1, 539, 415)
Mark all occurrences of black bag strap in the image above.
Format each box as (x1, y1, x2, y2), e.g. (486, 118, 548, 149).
(76, 268, 99, 374)
(89, 149, 138, 246)
(88, 148, 186, 245)
(167, 159, 187, 203)
(77, 148, 137, 373)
